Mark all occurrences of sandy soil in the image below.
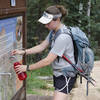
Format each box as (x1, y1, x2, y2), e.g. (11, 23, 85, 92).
(70, 61, 100, 100)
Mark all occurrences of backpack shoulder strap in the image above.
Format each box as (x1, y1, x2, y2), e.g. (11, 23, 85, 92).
(67, 27, 78, 64)
(49, 30, 53, 44)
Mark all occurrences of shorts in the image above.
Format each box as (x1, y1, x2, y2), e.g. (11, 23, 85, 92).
(53, 75, 77, 94)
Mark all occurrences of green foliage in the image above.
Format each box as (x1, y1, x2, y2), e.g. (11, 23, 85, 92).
(26, 66, 53, 94)
(27, 0, 100, 61)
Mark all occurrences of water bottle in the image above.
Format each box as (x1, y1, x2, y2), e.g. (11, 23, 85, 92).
(10, 56, 27, 80)
(14, 61, 27, 80)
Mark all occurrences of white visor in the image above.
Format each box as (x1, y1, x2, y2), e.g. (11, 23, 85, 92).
(38, 12, 53, 24)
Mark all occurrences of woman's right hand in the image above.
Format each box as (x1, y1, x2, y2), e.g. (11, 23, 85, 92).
(11, 49, 25, 55)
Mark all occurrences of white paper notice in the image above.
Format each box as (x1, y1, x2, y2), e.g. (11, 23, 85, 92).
(11, 0, 16, 6)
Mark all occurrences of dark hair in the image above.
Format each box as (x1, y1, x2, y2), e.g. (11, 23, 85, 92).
(45, 5, 68, 20)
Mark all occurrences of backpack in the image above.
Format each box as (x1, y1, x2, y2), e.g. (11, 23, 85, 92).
(49, 26, 95, 95)
(68, 27, 94, 75)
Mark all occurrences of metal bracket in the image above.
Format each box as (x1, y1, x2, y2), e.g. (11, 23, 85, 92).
(0, 72, 12, 78)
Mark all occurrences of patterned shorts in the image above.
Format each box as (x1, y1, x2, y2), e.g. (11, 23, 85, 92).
(53, 75, 77, 94)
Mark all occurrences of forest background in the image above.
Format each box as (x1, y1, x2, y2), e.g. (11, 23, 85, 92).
(27, 0, 100, 62)
(26, 0, 100, 95)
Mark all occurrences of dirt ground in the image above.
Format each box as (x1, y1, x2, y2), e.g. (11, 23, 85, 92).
(70, 61, 100, 100)
(27, 61, 100, 100)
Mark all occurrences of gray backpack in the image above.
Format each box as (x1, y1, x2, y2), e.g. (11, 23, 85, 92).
(67, 27, 94, 76)
(49, 26, 95, 95)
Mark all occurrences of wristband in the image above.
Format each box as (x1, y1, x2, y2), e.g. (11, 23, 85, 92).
(27, 65, 30, 71)
(23, 50, 26, 56)
(24, 50, 26, 55)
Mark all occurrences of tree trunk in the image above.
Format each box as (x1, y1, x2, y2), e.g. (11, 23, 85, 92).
(87, 0, 91, 37)
(79, 2, 83, 26)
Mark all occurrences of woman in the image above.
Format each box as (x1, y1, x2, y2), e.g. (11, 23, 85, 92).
(12, 5, 77, 100)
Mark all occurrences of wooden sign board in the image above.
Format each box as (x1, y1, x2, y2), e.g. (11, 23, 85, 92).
(0, 0, 27, 100)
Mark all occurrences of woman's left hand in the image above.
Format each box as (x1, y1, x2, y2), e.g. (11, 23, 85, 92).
(15, 65, 27, 74)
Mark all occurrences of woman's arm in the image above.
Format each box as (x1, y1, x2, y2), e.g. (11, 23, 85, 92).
(29, 52, 57, 70)
(12, 40, 49, 55)
(15, 52, 57, 73)
(25, 40, 49, 55)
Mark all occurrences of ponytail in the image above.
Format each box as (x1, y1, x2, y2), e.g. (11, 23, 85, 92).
(56, 5, 68, 18)
(45, 5, 68, 19)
